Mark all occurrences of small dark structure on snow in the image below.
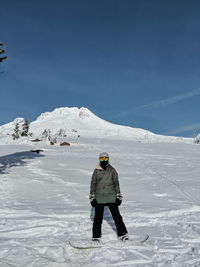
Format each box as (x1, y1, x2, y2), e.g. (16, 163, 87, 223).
(31, 139, 41, 142)
(60, 142, 70, 146)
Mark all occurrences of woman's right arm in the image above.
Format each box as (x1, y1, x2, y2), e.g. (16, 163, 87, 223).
(90, 170, 97, 196)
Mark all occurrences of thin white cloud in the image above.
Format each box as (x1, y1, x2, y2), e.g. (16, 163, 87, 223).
(167, 123, 200, 135)
(116, 87, 200, 118)
(136, 87, 200, 110)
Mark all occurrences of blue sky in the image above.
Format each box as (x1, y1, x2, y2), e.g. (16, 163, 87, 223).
(1, 0, 200, 137)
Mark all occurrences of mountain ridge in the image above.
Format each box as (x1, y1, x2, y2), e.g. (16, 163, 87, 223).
(0, 107, 193, 144)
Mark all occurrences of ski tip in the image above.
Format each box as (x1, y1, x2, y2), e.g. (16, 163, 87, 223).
(141, 234, 149, 243)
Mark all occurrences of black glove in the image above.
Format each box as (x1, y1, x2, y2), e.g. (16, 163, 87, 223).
(91, 199, 98, 207)
(116, 193, 123, 206)
(116, 198, 122, 206)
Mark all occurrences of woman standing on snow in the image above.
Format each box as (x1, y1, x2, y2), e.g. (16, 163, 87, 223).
(90, 152, 128, 242)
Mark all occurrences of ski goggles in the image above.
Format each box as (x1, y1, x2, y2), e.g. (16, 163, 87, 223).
(99, 156, 109, 161)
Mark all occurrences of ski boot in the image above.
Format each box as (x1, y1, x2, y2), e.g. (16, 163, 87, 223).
(119, 234, 129, 242)
(92, 238, 101, 244)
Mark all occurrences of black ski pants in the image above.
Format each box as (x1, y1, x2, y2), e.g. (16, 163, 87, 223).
(92, 203, 128, 238)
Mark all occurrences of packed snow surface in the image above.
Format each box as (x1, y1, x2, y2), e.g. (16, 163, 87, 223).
(0, 137, 200, 266)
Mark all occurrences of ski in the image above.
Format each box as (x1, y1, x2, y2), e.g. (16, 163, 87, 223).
(138, 234, 149, 243)
(69, 241, 102, 250)
(120, 234, 149, 244)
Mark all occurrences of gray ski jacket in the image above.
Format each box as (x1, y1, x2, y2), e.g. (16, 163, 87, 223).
(90, 164, 120, 204)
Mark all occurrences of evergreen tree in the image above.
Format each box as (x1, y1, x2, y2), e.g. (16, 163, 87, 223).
(57, 129, 66, 137)
(12, 122, 20, 140)
(42, 129, 50, 138)
(48, 134, 57, 145)
(21, 119, 29, 136)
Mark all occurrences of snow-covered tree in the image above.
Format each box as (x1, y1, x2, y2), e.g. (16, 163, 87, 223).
(42, 129, 48, 138)
(41, 129, 60, 145)
(194, 133, 200, 144)
(42, 129, 50, 138)
(21, 119, 29, 136)
(42, 129, 57, 145)
(12, 122, 20, 140)
(48, 135, 57, 145)
(57, 129, 66, 137)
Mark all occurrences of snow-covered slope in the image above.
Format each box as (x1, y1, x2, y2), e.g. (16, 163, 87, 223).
(30, 107, 155, 139)
(0, 118, 26, 144)
(0, 117, 25, 134)
(0, 107, 193, 144)
(0, 139, 200, 266)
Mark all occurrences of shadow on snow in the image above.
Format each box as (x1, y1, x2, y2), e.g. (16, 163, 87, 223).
(0, 151, 44, 174)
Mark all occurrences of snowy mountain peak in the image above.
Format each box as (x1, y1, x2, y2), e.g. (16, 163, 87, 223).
(31, 106, 117, 137)
(36, 107, 94, 122)
(0, 107, 193, 144)
(13, 118, 26, 124)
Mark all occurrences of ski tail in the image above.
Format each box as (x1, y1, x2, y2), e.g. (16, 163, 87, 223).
(69, 241, 101, 250)
(140, 234, 149, 243)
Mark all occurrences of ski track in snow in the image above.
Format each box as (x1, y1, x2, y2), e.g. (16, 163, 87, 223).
(0, 140, 200, 266)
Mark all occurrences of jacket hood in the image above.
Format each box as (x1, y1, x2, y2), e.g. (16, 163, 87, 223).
(96, 163, 112, 170)
(96, 164, 104, 170)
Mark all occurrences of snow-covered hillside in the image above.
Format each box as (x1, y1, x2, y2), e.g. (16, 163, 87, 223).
(31, 107, 146, 139)
(1, 107, 198, 265)
(0, 138, 200, 266)
(0, 107, 193, 144)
